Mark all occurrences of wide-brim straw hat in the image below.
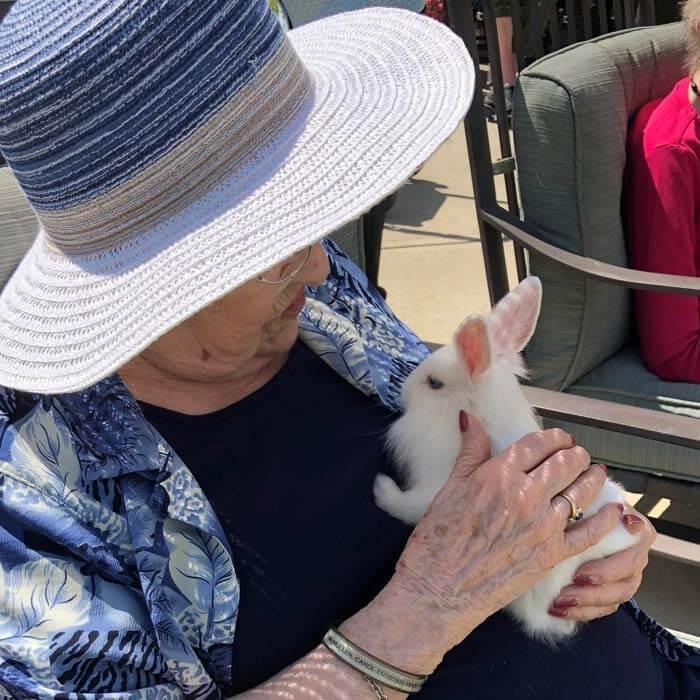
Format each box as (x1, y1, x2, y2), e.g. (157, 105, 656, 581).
(0, 0, 474, 394)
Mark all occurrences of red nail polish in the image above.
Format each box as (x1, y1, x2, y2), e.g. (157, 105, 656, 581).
(549, 607, 569, 618)
(573, 575, 594, 586)
(622, 513, 644, 533)
(598, 463, 607, 474)
(459, 410, 469, 434)
(616, 503, 624, 514)
(553, 597, 578, 608)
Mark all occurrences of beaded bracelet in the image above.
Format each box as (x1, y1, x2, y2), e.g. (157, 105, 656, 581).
(322, 628, 428, 694)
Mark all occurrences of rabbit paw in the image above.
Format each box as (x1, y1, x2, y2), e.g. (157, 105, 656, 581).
(373, 474, 428, 524)
(507, 602, 579, 645)
(373, 473, 404, 511)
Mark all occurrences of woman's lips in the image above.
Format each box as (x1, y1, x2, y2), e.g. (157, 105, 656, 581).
(282, 287, 306, 318)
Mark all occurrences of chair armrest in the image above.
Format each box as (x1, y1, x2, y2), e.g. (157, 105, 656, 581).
(482, 205, 700, 295)
(527, 386, 700, 563)
(424, 342, 699, 449)
(523, 386, 700, 450)
(654, 536, 700, 567)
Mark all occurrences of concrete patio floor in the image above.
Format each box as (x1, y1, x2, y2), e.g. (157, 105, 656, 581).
(379, 124, 508, 345)
(377, 123, 700, 636)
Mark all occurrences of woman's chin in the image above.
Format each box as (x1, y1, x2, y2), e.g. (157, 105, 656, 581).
(265, 316, 301, 352)
(281, 288, 306, 318)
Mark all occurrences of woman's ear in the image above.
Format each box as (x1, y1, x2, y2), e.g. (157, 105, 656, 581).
(489, 276, 542, 356)
(455, 317, 491, 379)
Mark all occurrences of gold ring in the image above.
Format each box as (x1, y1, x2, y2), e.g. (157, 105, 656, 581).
(560, 493, 584, 524)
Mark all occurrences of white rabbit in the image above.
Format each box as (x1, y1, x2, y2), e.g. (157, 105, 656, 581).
(374, 276, 638, 643)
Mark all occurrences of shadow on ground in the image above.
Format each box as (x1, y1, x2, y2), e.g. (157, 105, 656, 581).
(384, 177, 481, 245)
(385, 178, 453, 228)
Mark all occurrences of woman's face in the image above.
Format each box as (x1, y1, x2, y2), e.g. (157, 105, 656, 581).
(132, 242, 330, 382)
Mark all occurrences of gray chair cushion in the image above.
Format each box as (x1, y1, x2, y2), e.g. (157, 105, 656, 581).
(0, 167, 37, 291)
(514, 24, 686, 391)
(550, 346, 700, 483)
(280, 0, 424, 27)
(568, 346, 700, 419)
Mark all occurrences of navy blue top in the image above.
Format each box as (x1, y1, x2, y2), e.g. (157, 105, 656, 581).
(140, 341, 676, 698)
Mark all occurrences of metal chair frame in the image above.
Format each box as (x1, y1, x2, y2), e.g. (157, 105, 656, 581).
(446, 0, 699, 556)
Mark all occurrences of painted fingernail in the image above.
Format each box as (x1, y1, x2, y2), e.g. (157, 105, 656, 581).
(617, 503, 625, 514)
(548, 607, 569, 618)
(553, 596, 577, 608)
(573, 575, 595, 586)
(459, 410, 469, 434)
(598, 463, 607, 474)
(622, 513, 645, 533)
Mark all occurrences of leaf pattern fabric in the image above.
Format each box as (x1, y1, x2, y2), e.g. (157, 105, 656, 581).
(0, 241, 696, 698)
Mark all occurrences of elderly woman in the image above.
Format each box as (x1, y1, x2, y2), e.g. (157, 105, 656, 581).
(0, 1, 696, 699)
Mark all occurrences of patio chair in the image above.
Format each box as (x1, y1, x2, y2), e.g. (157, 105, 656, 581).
(448, 0, 700, 558)
(329, 218, 367, 271)
(0, 167, 37, 291)
(510, 23, 700, 509)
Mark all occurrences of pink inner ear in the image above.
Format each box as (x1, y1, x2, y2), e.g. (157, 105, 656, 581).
(490, 278, 542, 355)
(491, 308, 531, 356)
(456, 318, 491, 377)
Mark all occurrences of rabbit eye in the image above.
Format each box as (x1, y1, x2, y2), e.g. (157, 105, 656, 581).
(427, 374, 444, 390)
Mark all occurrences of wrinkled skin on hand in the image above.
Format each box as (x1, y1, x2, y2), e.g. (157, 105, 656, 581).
(391, 415, 622, 657)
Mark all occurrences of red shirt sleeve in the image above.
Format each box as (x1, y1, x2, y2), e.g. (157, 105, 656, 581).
(626, 143, 700, 382)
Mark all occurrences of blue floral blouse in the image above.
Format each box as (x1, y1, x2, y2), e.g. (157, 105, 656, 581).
(0, 241, 697, 699)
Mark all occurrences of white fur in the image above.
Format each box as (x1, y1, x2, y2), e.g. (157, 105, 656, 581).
(374, 277, 638, 643)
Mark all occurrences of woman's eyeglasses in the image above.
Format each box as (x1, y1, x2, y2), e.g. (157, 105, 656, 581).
(256, 245, 313, 285)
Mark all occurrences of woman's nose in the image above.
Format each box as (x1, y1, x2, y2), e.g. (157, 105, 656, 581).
(300, 242, 330, 286)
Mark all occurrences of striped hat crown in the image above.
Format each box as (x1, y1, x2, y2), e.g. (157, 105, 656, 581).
(0, 0, 312, 253)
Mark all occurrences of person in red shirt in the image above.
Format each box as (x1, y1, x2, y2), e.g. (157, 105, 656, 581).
(623, 0, 700, 383)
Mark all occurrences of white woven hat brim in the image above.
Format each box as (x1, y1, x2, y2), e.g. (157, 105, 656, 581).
(0, 8, 474, 394)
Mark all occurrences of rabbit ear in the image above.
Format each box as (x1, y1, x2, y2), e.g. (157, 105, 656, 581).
(455, 316, 491, 378)
(489, 276, 542, 356)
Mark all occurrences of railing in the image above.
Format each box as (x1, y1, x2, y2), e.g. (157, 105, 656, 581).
(508, 0, 657, 67)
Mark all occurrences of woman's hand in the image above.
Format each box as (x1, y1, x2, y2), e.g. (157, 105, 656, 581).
(342, 413, 622, 676)
(549, 508, 655, 621)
